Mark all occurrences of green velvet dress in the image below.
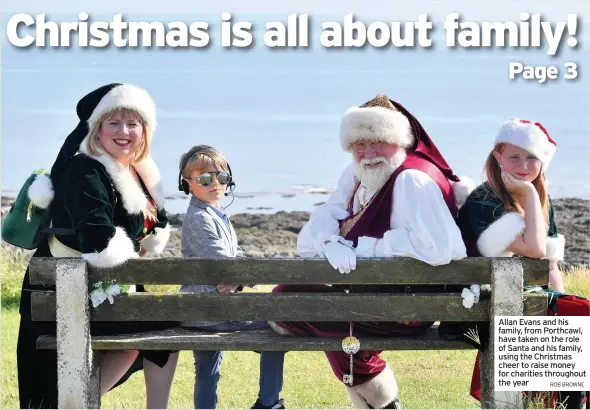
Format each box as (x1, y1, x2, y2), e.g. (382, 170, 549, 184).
(17, 154, 177, 409)
(457, 182, 560, 259)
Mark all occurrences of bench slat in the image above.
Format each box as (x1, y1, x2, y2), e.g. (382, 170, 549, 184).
(31, 292, 547, 322)
(28, 257, 549, 286)
(36, 327, 475, 351)
(33, 292, 489, 321)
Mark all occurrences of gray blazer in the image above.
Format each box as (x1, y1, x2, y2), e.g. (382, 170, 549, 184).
(180, 196, 242, 327)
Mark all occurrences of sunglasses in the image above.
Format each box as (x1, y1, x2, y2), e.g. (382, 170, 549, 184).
(186, 171, 230, 186)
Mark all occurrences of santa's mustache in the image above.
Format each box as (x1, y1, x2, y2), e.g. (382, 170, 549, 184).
(353, 150, 407, 190)
(360, 157, 387, 166)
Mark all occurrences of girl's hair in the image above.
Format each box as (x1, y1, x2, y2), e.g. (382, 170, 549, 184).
(85, 107, 151, 163)
(180, 145, 229, 178)
(484, 143, 549, 227)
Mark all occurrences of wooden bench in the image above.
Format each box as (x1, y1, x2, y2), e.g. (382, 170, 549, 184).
(29, 256, 549, 409)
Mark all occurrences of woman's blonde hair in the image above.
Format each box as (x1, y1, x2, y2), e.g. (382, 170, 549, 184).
(484, 143, 550, 227)
(85, 107, 152, 163)
(180, 145, 229, 178)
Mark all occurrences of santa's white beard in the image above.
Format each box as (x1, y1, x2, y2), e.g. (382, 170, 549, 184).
(353, 149, 407, 190)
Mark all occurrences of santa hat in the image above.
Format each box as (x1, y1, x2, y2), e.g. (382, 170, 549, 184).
(494, 119, 557, 169)
(340, 94, 475, 208)
(28, 83, 159, 209)
(340, 94, 414, 152)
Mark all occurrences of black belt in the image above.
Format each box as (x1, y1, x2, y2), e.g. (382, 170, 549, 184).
(42, 227, 75, 235)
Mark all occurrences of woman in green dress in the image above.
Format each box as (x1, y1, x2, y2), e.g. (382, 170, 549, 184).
(18, 83, 178, 408)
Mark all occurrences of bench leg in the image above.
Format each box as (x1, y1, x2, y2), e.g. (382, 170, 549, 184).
(56, 259, 94, 408)
(89, 351, 102, 409)
(480, 259, 524, 409)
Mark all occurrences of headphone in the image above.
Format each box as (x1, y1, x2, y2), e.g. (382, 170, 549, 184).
(178, 145, 236, 196)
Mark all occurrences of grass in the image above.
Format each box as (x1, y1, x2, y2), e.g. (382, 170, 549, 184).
(0, 247, 29, 310)
(1, 246, 588, 409)
(563, 265, 590, 297)
(0, 306, 480, 409)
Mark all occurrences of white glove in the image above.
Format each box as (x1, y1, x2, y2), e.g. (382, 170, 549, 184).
(469, 284, 481, 304)
(461, 288, 475, 309)
(323, 241, 357, 274)
(461, 284, 482, 309)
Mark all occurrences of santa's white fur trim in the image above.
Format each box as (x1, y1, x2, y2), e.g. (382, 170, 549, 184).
(340, 106, 414, 151)
(133, 156, 166, 209)
(345, 387, 370, 409)
(79, 137, 165, 215)
(353, 364, 399, 409)
(28, 174, 54, 209)
(141, 225, 171, 255)
(82, 227, 136, 268)
(87, 84, 157, 132)
(453, 176, 475, 209)
(545, 234, 565, 261)
(477, 212, 526, 257)
(268, 321, 294, 335)
(495, 119, 556, 169)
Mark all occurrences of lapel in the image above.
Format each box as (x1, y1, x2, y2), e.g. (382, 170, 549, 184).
(78, 136, 166, 215)
(191, 197, 236, 255)
(227, 215, 239, 252)
(206, 207, 234, 254)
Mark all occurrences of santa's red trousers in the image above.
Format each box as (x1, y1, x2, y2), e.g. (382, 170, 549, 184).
(272, 284, 433, 386)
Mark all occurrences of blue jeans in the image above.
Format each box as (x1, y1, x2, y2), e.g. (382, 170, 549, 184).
(192, 321, 286, 409)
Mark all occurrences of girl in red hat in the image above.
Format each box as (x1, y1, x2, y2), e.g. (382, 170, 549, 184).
(455, 119, 588, 409)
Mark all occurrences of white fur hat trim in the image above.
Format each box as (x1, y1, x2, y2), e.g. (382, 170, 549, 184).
(494, 119, 556, 169)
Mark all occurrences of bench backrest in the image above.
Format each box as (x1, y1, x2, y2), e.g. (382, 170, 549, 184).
(28, 256, 549, 323)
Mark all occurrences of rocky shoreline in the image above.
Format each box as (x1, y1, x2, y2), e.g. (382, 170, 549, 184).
(2, 197, 588, 268)
(550, 198, 589, 268)
(164, 197, 589, 268)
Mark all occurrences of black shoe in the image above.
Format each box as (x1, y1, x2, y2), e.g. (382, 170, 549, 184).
(382, 397, 402, 409)
(251, 398, 285, 409)
(367, 397, 402, 409)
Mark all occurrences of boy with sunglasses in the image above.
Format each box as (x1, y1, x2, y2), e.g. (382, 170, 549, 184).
(177, 145, 286, 409)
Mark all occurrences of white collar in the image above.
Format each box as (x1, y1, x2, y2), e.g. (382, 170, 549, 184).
(357, 184, 378, 207)
(79, 137, 166, 214)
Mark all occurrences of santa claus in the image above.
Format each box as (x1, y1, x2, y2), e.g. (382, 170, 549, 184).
(270, 94, 473, 409)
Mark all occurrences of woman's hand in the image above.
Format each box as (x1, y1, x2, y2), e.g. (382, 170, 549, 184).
(216, 285, 240, 293)
(138, 248, 148, 257)
(505, 167, 547, 258)
(501, 169, 535, 197)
